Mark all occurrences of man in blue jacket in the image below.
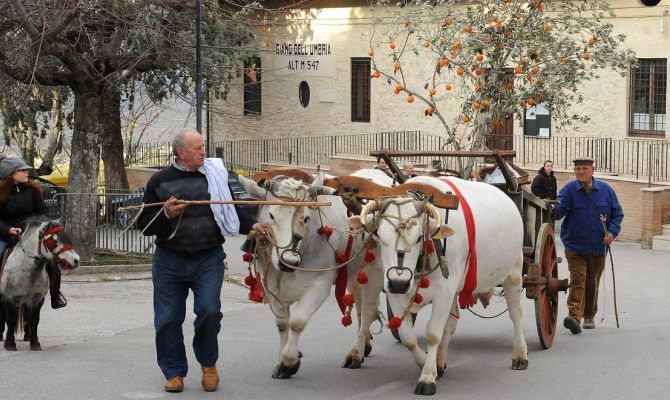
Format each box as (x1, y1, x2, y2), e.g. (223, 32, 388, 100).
(554, 157, 624, 334)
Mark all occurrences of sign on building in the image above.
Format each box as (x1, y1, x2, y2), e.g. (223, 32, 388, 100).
(274, 42, 335, 76)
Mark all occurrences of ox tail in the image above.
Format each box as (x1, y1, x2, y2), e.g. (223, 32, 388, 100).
(14, 305, 25, 336)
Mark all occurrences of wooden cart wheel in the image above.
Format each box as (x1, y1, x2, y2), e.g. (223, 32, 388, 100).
(534, 223, 559, 349)
(386, 295, 417, 342)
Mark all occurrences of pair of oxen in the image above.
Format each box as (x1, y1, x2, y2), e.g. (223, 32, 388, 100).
(239, 168, 527, 396)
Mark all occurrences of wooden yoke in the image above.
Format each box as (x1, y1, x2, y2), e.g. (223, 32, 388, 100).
(253, 167, 315, 183)
(323, 175, 460, 210)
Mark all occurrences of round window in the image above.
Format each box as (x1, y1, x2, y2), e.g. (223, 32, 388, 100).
(640, 0, 661, 5)
(299, 81, 310, 108)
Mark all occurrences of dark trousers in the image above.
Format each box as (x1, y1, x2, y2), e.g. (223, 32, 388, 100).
(565, 250, 606, 321)
(152, 246, 225, 379)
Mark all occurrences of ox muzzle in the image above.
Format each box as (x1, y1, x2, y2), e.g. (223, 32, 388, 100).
(279, 233, 303, 272)
(386, 251, 413, 294)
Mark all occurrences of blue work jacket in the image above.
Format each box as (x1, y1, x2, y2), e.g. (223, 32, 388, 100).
(554, 178, 624, 256)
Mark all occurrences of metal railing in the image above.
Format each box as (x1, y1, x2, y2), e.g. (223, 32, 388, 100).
(125, 131, 669, 183)
(49, 191, 155, 254)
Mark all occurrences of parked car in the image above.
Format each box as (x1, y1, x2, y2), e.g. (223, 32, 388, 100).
(33, 176, 68, 218)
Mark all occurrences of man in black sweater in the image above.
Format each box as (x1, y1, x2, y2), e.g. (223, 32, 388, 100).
(138, 129, 254, 393)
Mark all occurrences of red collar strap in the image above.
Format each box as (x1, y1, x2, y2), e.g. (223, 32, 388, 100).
(54, 244, 74, 255)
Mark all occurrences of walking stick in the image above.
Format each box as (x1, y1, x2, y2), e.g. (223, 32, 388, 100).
(600, 214, 620, 328)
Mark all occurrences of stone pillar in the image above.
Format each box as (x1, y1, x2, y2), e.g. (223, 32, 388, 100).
(640, 187, 667, 248)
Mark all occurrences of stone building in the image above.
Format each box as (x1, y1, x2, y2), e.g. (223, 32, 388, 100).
(210, 0, 669, 144)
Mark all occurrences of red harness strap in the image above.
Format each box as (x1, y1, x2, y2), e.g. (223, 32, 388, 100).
(335, 228, 355, 315)
(439, 177, 478, 309)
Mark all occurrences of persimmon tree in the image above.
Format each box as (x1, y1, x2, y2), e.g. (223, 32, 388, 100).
(367, 0, 635, 174)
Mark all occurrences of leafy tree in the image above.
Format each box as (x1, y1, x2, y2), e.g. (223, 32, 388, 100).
(368, 0, 636, 175)
(0, 0, 259, 259)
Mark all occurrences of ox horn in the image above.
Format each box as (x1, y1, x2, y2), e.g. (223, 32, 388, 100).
(309, 173, 336, 196)
(424, 203, 442, 226)
(358, 200, 380, 224)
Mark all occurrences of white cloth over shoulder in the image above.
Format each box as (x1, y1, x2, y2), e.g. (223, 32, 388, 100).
(199, 158, 240, 236)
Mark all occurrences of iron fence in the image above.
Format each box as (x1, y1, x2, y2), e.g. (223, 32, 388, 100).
(49, 191, 155, 254)
(125, 131, 670, 183)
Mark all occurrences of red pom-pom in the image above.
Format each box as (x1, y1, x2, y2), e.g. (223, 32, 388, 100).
(322, 225, 334, 238)
(423, 240, 435, 255)
(387, 316, 403, 330)
(419, 277, 430, 288)
(341, 314, 353, 327)
(242, 252, 253, 262)
(335, 252, 348, 264)
(414, 293, 424, 304)
(364, 251, 376, 263)
(244, 274, 257, 286)
(357, 271, 369, 284)
(249, 288, 263, 303)
(342, 293, 355, 307)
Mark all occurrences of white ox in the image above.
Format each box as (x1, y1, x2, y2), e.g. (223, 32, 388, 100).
(239, 174, 384, 378)
(348, 175, 527, 395)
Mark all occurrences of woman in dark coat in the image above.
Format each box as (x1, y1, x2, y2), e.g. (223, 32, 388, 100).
(0, 155, 67, 310)
(531, 160, 557, 200)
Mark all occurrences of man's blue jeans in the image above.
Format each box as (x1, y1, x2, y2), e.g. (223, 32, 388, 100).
(152, 246, 225, 379)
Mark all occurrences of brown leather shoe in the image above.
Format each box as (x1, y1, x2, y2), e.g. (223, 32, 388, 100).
(164, 376, 184, 393)
(583, 318, 595, 329)
(201, 366, 219, 392)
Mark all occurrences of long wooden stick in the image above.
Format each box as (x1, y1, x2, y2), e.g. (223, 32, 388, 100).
(117, 199, 331, 212)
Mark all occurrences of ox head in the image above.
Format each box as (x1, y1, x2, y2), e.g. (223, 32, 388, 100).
(348, 196, 453, 294)
(38, 221, 80, 270)
(240, 173, 336, 271)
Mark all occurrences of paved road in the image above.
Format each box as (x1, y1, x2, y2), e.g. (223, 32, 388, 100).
(0, 240, 668, 400)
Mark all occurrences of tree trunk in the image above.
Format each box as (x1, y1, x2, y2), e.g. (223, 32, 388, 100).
(65, 89, 104, 261)
(101, 89, 129, 192)
(37, 89, 64, 176)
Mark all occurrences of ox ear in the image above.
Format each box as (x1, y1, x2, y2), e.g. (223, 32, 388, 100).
(434, 224, 455, 238)
(239, 175, 267, 199)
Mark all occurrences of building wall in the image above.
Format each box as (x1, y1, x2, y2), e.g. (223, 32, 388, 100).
(211, 1, 670, 143)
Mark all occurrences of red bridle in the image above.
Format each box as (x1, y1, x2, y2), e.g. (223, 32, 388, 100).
(40, 226, 75, 268)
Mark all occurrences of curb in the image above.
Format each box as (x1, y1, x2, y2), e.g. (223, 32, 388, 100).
(64, 264, 152, 275)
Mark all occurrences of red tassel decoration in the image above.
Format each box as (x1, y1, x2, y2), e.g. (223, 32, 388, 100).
(414, 293, 424, 304)
(419, 277, 430, 288)
(357, 271, 369, 284)
(423, 240, 435, 255)
(364, 251, 376, 263)
(244, 274, 257, 287)
(242, 252, 253, 262)
(341, 314, 353, 327)
(342, 293, 355, 307)
(387, 316, 403, 329)
(322, 225, 334, 238)
(249, 287, 263, 303)
(335, 252, 348, 264)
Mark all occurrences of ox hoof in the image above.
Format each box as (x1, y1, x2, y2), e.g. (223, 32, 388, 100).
(342, 355, 363, 369)
(512, 358, 529, 370)
(272, 360, 301, 379)
(414, 382, 437, 396)
(30, 342, 42, 351)
(4, 341, 17, 351)
(437, 364, 446, 378)
(364, 343, 372, 357)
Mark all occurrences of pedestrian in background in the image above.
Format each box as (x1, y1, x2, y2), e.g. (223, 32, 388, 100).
(374, 156, 393, 178)
(554, 157, 624, 334)
(138, 129, 255, 393)
(531, 159, 557, 200)
(403, 161, 417, 178)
